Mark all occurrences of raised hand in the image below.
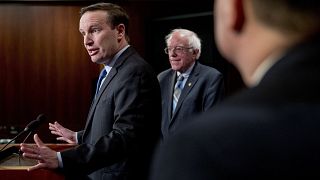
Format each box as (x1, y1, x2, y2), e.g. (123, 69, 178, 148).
(20, 134, 59, 171)
(49, 121, 77, 144)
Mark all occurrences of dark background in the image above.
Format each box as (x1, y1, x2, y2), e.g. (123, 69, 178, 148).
(0, 0, 245, 143)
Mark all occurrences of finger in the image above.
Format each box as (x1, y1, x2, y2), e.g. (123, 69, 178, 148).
(34, 134, 45, 147)
(49, 127, 58, 132)
(51, 131, 62, 136)
(57, 137, 70, 142)
(49, 123, 56, 129)
(49, 122, 60, 129)
(56, 137, 64, 141)
(27, 163, 46, 171)
(20, 144, 37, 154)
(23, 152, 42, 160)
(20, 146, 33, 154)
(20, 143, 32, 149)
(54, 121, 63, 129)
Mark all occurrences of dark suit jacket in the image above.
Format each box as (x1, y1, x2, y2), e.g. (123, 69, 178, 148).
(158, 62, 224, 140)
(151, 36, 320, 179)
(60, 47, 162, 180)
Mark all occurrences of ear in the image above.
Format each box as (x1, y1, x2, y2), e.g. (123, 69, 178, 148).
(116, 24, 125, 40)
(232, 0, 245, 32)
(193, 49, 199, 57)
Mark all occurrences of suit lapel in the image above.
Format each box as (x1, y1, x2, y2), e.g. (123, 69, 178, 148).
(170, 63, 200, 123)
(83, 47, 134, 139)
(83, 68, 118, 138)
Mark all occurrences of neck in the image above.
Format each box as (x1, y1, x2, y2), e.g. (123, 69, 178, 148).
(118, 39, 129, 51)
(235, 22, 301, 86)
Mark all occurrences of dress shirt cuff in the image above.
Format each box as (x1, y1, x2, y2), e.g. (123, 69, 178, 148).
(75, 132, 78, 144)
(57, 152, 63, 168)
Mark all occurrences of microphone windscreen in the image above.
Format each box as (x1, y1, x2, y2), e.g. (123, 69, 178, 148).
(36, 114, 46, 122)
(24, 114, 46, 132)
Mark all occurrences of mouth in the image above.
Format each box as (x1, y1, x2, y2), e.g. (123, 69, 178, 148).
(170, 59, 180, 62)
(87, 48, 99, 56)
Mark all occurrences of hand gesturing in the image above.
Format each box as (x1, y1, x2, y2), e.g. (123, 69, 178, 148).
(20, 134, 59, 171)
(49, 121, 77, 144)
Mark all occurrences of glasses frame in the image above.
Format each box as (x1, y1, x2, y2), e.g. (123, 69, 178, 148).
(164, 46, 193, 54)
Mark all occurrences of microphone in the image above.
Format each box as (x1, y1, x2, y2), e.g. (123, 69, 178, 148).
(0, 114, 46, 152)
(24, 114, 46, 132)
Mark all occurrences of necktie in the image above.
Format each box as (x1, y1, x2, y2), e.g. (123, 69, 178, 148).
(172, 75, 184, 113)
(95, 69, 107, 97)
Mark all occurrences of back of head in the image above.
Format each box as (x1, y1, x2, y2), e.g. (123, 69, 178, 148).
(252, 0, 320, 37)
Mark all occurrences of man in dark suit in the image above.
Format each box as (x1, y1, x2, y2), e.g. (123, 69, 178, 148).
(151, 0, 320, 179)
(20, 3, 161, 180)
(158, 28, 224, 140)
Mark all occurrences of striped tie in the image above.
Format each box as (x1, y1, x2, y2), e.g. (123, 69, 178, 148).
(172, 75, 184, 113)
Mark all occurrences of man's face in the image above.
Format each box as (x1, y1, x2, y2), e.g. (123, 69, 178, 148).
(167, 32, 196, 73)
(79, 10, 119, 64)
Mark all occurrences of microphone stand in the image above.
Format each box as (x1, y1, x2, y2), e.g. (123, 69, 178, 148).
(18, 130, 33, 165)
(0, 130, 27, 162)
(0, 129, 26, 152)
(0, 114, 46, 162)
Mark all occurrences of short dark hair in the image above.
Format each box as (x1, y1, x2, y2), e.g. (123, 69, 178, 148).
(251, 0, 320, 35)
(80, 3, 130, 42)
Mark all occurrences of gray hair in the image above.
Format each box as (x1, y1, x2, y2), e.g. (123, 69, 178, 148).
(165, 28, 202, 59)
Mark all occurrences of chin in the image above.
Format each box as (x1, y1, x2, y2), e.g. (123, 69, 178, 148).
(91, 59, 99, 64)
(171, 67, 179, 71)
(91, 57, 103, 64)
(170, 65, 180, 71)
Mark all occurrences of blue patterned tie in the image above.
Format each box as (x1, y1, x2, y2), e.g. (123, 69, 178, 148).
(95, 69, 107, 97)
(172, 75, 184, 113)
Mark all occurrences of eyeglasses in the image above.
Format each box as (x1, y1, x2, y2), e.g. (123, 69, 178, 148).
(164, 46, 193, 54)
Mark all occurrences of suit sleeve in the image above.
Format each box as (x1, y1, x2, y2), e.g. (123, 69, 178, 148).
(203, 72, 224, 111)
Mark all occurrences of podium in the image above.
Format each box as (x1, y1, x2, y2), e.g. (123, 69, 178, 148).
(0, 144, 75, 180)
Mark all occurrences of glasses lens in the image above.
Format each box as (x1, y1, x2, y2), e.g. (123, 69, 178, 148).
(165, 46, 192, 54)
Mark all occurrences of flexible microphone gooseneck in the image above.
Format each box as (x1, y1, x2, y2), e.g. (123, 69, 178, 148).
(0, 114, 46, 152)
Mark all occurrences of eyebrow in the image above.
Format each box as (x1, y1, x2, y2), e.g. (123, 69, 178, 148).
(79, 24, 101, 32)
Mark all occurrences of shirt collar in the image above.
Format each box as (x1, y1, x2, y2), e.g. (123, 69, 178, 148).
(177, 62, 195, 78)
(250, 52, 284, 87)
(103, 45, 130, 74)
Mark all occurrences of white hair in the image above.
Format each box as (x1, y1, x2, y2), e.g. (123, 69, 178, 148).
(165, 28, 202, 59)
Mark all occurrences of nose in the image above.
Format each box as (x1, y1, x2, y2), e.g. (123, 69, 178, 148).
(84, 34, 93, 46)
(169, 50, 177, 57)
